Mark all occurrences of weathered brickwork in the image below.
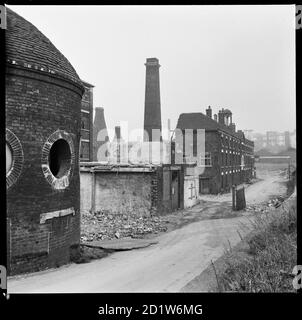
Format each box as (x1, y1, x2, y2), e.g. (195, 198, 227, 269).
(177, 108, 255, 195)
(153, 165, 184, 214)
(80, 81, 94, 161)
(6, 8, 84, 275)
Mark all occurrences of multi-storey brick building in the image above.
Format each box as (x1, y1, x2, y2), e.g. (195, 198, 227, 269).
(175, 107, 255, 194)
(80, 81, 94, 161)
(5, 8, 84, 275)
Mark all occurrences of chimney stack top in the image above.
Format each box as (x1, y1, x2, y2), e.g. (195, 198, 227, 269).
(115, 126, 121, 140)
(206, 106, 212, 118)
(145, 57, 160, 67)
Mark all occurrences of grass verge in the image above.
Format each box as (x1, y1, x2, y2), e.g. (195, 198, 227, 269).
(216, 196, 297, 292)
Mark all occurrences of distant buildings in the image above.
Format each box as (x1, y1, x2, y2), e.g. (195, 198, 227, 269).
(92, 107, 110, 162)
(243, 130, 296, 153)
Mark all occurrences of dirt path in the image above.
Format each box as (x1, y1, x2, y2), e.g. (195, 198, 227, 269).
(8, 165, 288, 293)
(198, 164, 287, 205)
(8, 215, 253, 293)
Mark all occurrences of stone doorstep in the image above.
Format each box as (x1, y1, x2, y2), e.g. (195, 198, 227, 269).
(81, 237, 158, 251)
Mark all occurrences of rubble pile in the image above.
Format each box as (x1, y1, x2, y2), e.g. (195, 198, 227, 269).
(246, 196, 285, 213)
(81, 210, 168, 242)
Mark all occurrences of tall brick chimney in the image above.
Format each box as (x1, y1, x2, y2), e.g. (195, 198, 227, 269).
(93, 107, 109, 161)
(143, 57, 162, 142)
(214, 114, 218, 122)
(206, 106, 212, 118)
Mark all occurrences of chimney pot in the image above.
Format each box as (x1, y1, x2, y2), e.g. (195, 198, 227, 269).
(206, 106, 212, 118)
(115, 126, 121, 140)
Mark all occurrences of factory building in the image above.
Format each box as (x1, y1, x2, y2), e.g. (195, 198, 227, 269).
(176, 107, 255, 195)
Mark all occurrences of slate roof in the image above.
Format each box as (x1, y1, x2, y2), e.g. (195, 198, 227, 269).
(176, 112, 232, 134)
(176, 112, 249, 142)
(6, 8, 83, 86)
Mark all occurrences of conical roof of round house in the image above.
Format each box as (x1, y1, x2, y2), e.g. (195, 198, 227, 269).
(6, 7, 83, 88)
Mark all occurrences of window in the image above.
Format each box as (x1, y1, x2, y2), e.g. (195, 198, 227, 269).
(81, 130, 90, 140)
(41, 130, 75, 190)
(81, 112, 90, 130)
(6, 128, 24, 189)
(48, 139, 71, 178)
(6, 143, 13, 174)
(241, 155, 245, 167)
(200, 152, 212, 167)
(80, 141, 90, 160)
(193, 130, 197, 157)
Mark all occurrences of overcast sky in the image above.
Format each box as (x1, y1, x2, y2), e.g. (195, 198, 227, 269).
(9, 5, 296, 139)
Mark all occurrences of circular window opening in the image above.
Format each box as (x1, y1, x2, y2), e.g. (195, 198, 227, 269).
(6, 142, 13, 174)
(48, 139, 72, 178)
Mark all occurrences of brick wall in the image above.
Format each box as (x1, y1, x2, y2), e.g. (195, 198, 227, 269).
(80, 83, 93, 161)
(6, 66, 82, 275)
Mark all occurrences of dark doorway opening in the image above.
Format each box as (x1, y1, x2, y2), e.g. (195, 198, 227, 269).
(199, 176, 210, 194)
(171, 170, 180, 210)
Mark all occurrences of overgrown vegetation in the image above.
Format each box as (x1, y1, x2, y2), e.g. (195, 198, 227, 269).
(216, 197, 297, 292)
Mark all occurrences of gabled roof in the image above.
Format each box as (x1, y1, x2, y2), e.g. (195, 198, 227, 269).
(176, 112, 240, 137)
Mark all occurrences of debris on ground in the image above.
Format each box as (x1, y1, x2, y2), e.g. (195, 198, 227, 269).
(246, 195, 285, 213)
(81, 210, 168, 242)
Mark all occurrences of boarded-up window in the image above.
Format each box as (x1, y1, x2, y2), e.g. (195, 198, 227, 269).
(163, 170, 170, 200)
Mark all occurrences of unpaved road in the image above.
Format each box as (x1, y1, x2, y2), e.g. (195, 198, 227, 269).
(8, 164, 287, 293)
(198, 163, 287, 205)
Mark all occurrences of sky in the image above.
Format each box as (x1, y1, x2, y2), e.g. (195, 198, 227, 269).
(9, 5, 296, 140)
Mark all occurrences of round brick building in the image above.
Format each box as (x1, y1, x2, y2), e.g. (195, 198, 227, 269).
(5, 8, 84, 275)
